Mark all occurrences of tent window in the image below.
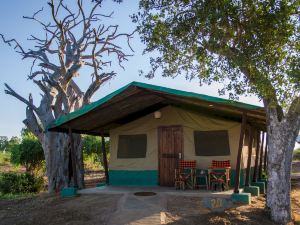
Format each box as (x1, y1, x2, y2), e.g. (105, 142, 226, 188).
(194, 130, 230, 156)
(117, 134, 147, 158)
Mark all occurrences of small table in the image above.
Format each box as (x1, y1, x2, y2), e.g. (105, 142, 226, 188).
(192, 169, 209, 190)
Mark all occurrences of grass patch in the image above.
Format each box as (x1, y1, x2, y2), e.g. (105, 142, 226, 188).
(0, 192, 37, 200)
(84, 153, 104, 171)
(0, 152, 10, 166)
(0, 152, 23, 173)
(294, 149, 300, 161)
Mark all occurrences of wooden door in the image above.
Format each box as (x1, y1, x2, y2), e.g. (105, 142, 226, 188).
(158, 126, 183, 186)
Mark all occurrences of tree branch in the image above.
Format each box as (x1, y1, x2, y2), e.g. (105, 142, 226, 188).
(4, 83, 40, 114)
(83, 73, 114, 104)
(23, 107, 44, 142)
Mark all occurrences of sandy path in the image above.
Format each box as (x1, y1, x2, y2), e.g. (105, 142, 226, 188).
(107, 193, 166, 225)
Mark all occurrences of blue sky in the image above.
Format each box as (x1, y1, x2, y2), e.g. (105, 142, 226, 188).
(0, 0, 274, 141)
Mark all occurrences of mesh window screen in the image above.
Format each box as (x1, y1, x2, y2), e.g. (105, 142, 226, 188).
(194, 130, 230, 156)
(117, 134, 147, 158)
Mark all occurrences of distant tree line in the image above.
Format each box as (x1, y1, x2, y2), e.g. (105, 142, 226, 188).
(0, 136, 20, 152)
(1, 130, 107, 174)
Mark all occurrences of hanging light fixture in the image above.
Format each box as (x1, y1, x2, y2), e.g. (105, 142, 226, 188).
(154, 110, 162, 119)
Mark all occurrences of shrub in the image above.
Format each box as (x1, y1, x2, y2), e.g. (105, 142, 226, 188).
(0, 172, 44, 194)
(10, 133, 44, 173)
(293, 149, 300, 161)
(0, 152, 10, 166)
(82, 135, 110, 170)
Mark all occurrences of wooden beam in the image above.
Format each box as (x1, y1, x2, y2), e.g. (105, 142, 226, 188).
(258, 132, 265, 179)
(68, 128, 78, 188)
(101, 135, 109, 184)
(245, 127, 254, 187)
(234, 112, 247, 193)
(252, 130, 261, 182)
(264, 133, 268, 172)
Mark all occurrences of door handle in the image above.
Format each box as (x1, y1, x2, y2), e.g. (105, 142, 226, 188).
(178, 153, 182, 159)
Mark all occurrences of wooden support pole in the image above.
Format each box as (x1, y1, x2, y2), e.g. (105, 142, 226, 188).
(101, 135, 109, 184)
(234, 112, 247, 193)
(258, 132, 265, 179)
(68, 128, 78, 188)
(245, 127, 254, 187)
(252, 130, 260, 182)
(263, 134, 268, 172)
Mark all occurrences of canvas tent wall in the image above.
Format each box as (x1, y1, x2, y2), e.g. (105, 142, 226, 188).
(109, 106, 257, 186)
(47, 81, 266, 188)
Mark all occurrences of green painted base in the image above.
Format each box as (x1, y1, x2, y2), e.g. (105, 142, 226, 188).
(244, 186, 260, 196)
(252, 182, 265, 194)
(109, 170, 158, 186)
(61, 187, 77, 197)
(258, 178, 267, 189)
(107, 169, 250, 187)
(231, 193, 251, 204)
(96, 182, 106, 187)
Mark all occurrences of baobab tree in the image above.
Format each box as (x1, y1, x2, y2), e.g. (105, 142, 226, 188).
(1, 0, 134, 192)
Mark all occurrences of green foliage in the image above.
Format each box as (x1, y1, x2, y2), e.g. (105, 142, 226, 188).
(0, 136, 8, 151)
(0, 152, 23, 173)
(82, 135, 101, 155)
(84, 153, 102, 171)
(0, 192, 36, 200)
(82, 135, 109, 170)
(0, 172, 44, 194)
(10, 130, 44, 173)
(134, 0, 300, 107)
(5, 136, 20, 152)
(0, 152, 10, 167)
(293, 148, 300, 161)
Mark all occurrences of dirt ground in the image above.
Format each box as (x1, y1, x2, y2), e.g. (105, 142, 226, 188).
(163, 161, 299, 224)
(0, 194, 121, 225)
(0, 162, 299, 225)
(292, 161, 300, 224)
(164, 195, 273, 225)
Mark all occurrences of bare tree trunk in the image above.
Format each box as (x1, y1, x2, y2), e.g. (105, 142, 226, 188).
(266, 110, 300, 224)
(43, 132, 84, 192)
(2, 0, 134, 193)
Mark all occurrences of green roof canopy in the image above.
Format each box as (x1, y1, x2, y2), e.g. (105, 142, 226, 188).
(48, 81, 266, 135)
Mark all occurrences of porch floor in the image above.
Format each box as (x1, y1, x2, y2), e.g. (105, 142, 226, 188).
(78, 186, 240, 198)
(78, 186, 244, 225)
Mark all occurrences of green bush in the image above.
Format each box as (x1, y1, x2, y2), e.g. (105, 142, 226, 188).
(82, 135, 110, 170)
(0, 172, 44, 194)
(293, 149, 300, 161)
(0, 152, 10, 166)
(10, 132, 44, 173)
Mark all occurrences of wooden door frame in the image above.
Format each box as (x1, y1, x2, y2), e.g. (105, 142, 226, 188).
(157, 125, 183, 186)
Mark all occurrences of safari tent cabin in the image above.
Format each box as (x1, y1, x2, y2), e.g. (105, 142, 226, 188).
(48, 82, 267, 187)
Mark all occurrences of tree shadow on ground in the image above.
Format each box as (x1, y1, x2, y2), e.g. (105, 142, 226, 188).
(164, 195, 275, 225)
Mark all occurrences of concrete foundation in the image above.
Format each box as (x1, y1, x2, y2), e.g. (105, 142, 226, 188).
(252, 181, 265, 194)
(61, 187, 77, 197)
(243, 186, 259, 196)
(231, 193, 251, 204)
(258, 178, 267, 189)
(96, 182, 106, 187)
